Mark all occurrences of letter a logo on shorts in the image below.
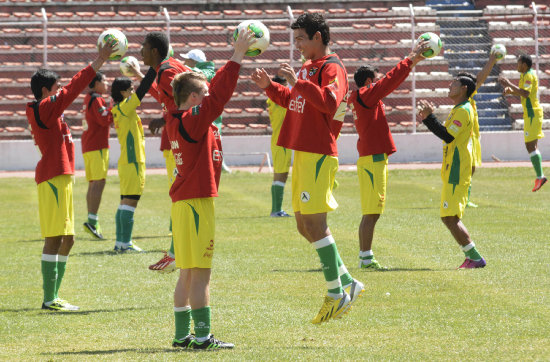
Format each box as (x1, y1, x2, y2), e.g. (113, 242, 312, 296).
(301, 191, 310, 203)
(443, 201, 448, 209)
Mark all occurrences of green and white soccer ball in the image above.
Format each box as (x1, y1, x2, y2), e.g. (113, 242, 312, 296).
(417, 32, 442, 58)
(120, 56, 140, 76)
(97, 29, 128, 60)
(168, 44, 174, 57)
(491, 44, 506, 60)
(232, 20, 270, 57)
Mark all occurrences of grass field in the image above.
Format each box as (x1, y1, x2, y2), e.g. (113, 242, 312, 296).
(1, 167, 549, 360)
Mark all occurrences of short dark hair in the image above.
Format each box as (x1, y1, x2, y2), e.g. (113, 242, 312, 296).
(456, 72, 477, 98)
(30, 68, 60, 100)
(89, 71, 105, 89)
(272, 75, 287, 85)
(291, 13, 330, 46)
(354, 66, 377, 88)
(518, 53, 532, 69)
(145, 32, 169, 59)
(111, 77, 132, 103)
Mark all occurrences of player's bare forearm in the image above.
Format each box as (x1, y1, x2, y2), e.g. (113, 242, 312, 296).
(476, 54, 498, 90)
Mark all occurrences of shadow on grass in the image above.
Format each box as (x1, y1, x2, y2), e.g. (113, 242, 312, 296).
(17, 238, 43, 243)
(271, 268, 322, 273)
(1, 306, 149, 314)
(71, 248, 165, 256)
(45, 347, 205, 356)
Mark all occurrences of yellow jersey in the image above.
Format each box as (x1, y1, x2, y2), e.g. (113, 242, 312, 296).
(267, 98, 287, 149)
(111, 94, 146, 165)
(469, 90, 480, 139)
(519, 69, 542, 119)
(441, 100, 474, 186)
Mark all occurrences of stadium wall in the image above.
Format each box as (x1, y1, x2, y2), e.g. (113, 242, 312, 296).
(0, 131, 545, 171)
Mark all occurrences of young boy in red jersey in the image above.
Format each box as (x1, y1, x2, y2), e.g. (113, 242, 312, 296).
(139, 32, 192, 273)
(252, 13, 363, 324)
(348, 40, 428, 270)
(82, 71, 112, 239)
(167, 29, 254, 350)
(26, 40, 115, 311)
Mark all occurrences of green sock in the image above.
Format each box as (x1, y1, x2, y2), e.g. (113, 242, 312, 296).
(174, 307, 191, 340)
(467, 184, 472, 203)
(271, 182, 285, 213)
(530, 151, 543, 178)
(169, 217, 172, 233)
(88, 213, 98, 227)
(462, 243, 482, 261)
(169, 237, 175, 258)
(192, 306, 211, 339)
(313, 236, 342, 296)
(336, 253, 354, 286)
(115, 208, 122, 242)
(119, 206, 135, 243)
(41, 254, 57, 303)
(54, 255, 68, 300)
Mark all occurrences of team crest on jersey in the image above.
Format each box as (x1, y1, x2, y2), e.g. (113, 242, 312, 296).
(453, 120, 462, 127)
(309, 67, 318, 77)
(192, 106, 200, 115)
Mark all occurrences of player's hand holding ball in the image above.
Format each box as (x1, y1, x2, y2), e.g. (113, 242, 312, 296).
(230, 28, 257, 64)
(417, 99, 435, 119)
(409, 38, 431, 66)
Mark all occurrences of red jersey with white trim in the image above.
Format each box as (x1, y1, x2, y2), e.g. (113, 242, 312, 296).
(265, 53, 349, 156)
(26, 65, 97, 184)
(81, 92, 112, 153)
(349, 58, 413, 157)
(166, 61, 240, 202)
(149, 57, 192, 151)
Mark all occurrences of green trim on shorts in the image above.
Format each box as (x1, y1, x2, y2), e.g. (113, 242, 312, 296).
(185, 202, 200, 234)
(47, 182, 59, 206)
(315, 155, 327, 182)
(372, 153, 386, 162)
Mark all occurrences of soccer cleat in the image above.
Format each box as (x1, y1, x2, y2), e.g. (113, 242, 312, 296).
(270, 210, 291, 217)
(41, 300, 79, 311)
(343, 279, 365, 307)
(311, 293, 351, 324)
(466, 201, 478, 208)
(188, 335, 234, 350)
(458, 258, 486, 269)
(114, 243, 143, 253)
(359, 259, 387, 270)
(149, 252, 176, 273)
(532, 177, 547, 192)
(172, 335, 195, 349)
(83, 222, 104, 239)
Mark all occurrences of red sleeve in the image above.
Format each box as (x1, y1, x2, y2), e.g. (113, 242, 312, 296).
(42, 65, 96, 126)
(90, 97, 112, 127)
(358, 58, 412, 108)
(265, 81, 291, 108)
(185, 61, 241, 139)
(292, 62, 348, 115)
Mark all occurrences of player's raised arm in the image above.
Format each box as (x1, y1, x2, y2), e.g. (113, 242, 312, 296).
(91, 38, 117, 73)
(475, 52, 498, 91)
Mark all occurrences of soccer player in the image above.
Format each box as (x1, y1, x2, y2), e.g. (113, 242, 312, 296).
(167, 28, 255, 351)
(81, 71, 112, 239)
(267, 75, 292, 217)
(180, 49, 231, 173)
(460, 51, 499, 208)
(417, 75, 486, 269)
(140, 32, 191, 272)
(349, 40, 428, 270)
(251, 13, 364, 324)
(26, 40, 115, 311)
(110, 65, 157, 252)
(499, 54, 546, 191)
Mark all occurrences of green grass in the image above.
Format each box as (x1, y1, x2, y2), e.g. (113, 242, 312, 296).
(1, 167, 549, 360)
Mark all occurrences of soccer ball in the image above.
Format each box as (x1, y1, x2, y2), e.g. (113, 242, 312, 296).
(120, 56, 140, 77)
(168, 44, 174, 57)
(97, 29, 128, 61)
(232, 20, 270, 57)
(490, 44, 506, 61)
(417, 32, 442, 58)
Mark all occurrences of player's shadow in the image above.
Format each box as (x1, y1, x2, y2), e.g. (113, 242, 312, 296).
(70, 248, 165, 256)
(17, 238, 43, 242)
(271, 268, 322, 273)
(47, 347, 227, 356)
(0, 306, 149, 314)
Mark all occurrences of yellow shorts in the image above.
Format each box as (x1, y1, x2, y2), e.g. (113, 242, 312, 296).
(163, 149, 177, 188)
(440, 183, 468, 219)
(83, 148, 109, 181)
(37, 174, 74, 237)
(524, 109, 544, 143)
(471, 135, 482, 167)
(271, 144, 292, 174)
(171, 197, 215, 269)
(357, 154, 388, 215)
(118, 162, 145, 196)
(291, 150, 338, 214)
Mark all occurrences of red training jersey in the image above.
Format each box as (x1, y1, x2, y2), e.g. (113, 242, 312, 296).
(149, 57, 192, 151)
(349, 57, 413, 157)
(165, 60, 240, 202)
(265, 53, 349, 156)
(26, 65, 97, 184)
(81, 92, 112, 153)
